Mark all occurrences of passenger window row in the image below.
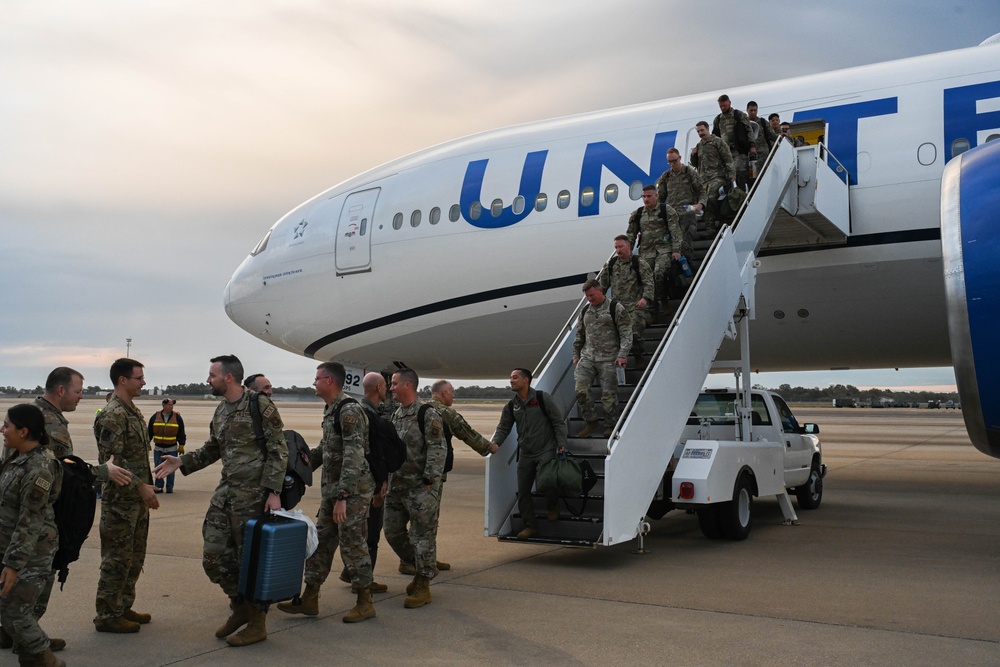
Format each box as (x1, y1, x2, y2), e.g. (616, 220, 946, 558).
(390, 181, 647, 229)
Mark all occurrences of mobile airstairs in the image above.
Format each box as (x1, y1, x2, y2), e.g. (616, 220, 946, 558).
(485, 138, 851, 547)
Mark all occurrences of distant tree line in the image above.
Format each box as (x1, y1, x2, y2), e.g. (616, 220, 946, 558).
(753, 383, 959, 404)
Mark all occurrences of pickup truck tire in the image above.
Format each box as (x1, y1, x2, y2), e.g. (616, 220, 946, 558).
(795, 460, 823, 510)
(719, 473, 754, 540)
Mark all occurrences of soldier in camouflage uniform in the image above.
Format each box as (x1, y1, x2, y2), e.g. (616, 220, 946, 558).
(712, 94, 757, 190)
(424, 380, 498, 570)
(93, 358, 159, 634)
(154, 354, 287, 647)
(691, 121, 735, 230)
(0, 404, 62, 667)
(657, 147, 705, 252)
(383, 368, 447, 609)
(278, 362, 376, 623)
(599, 235, 654, 364)
(747, 101, 778, 185)
(0, 368, 131, 653)
(626, 185, 684, 315)
(574, 279, 632, 438)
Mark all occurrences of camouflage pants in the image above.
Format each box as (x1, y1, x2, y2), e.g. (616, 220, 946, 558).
(0, 565, 53, 656)
(31, 576, 53, 622)
(625, 305, 646, 352)
(733, 152, 749, 190)
(96, 499, 148, 620)
(575, 356, 619, 424)
(701, 178, 728, 228)
(384, 481, 440, 578)
(202, 490, 267, 598)
(639, 246, 673, 306)
(306, 493, 373, 590)
(674, 209, 697, 254)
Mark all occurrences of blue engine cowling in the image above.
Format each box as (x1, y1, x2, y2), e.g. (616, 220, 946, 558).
(941, 139, 1000, 459)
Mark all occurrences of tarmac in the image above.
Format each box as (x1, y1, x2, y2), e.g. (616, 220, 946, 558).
(0, 397, 998, 666)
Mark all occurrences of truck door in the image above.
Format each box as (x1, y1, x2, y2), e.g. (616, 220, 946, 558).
(335, 188, 379, 274)
(771, 395, 812, 481)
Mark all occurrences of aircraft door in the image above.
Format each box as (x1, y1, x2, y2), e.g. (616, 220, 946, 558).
(336, 188, 379, 274)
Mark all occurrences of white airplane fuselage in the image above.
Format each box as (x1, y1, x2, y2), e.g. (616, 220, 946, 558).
(225, 43, 1000, 382)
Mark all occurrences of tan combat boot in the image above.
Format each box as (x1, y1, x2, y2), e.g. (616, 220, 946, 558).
(342, 587, 376, 623)
(215, 599, 251, 638)
(277, 583, 320, 616)
(122, 609, 152, 624)
(436, 560, 451, 571)
(17, 649, 64, 667)
(369, 581, 389, 593)
(226, 606, 267, 647)
(47, 638, 66, 652)
(398, 560, 417, 576)
(403, 575, 432, 608)
(93, 616, 140, 633)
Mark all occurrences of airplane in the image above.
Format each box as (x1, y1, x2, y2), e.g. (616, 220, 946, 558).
(225, 36, 1000, 459)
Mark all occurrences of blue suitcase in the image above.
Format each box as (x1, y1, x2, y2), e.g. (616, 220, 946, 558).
(238, 514, 308, 605)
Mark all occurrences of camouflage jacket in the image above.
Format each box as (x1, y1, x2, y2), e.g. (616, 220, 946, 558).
(626, 204, 684, 254)
(320, 392, 373, 501)
(599, 253, 654, 308)
(751, 116, 778, 157)
(34, 397, 72, 459)
(712, 107, 755, 155)
(0, 446, 61, 572)
(656, 164, 706, 210)
(573, 297, 632, 361)
(390, 400, 447, 488)
(693, 134, 734, 184)
(427, 396, 492, 456)
(181, 390, 288, 509)
(94, 396, 152, 500)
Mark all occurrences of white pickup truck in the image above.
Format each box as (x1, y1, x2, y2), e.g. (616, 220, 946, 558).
(648, 388, 826, 540)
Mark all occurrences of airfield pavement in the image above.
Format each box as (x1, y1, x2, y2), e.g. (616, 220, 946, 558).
(0, 396, 997, 666)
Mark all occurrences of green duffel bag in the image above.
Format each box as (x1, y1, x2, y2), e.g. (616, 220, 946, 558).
(535, 452, 583, 497)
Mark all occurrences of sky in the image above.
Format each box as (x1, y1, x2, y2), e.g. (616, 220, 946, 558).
(2, 1, 999, 393)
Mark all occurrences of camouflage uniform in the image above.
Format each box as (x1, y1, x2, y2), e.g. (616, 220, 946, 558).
(384, 400, 447, 579)
(573, 297, 632, 424)
(0, 447, 60, 657)
(692, 135, 734, 228)
(178, 391, 287, 598)
(656, 164, 705, 252)
(93, 396, 153, 622)
(626, 204, 684, 307)
(599, 253, 654, 353)
(750, 116, 778, 181)
(713, 107, 755, 189)
(493, 389, 567, 531)
(305, 393, 375, 591)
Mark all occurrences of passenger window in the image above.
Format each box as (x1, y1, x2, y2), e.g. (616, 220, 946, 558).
(429, 207, 441, 225)
(535, 193, 548, 212)
(557, 190, 571, 209)
(951, 138, 971, 158)
(410, 210, 421, 228)
(449, 204, 461, 222)
(605, 184, 619, 204)
(580, 187, 594, 208)
(987, 133, 1000, 143)
(359, 218, 367, 236)
(491, 199, 504, 217)
(513, 196, 525, 215)
(629, 181, 644, 200)
(469, 202, 482, 220)
(392, 213, 403, 230)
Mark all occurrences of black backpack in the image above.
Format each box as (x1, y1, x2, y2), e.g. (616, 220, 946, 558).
(279, 430, 313, 509)
(607, 254, 641, 281)
(333, 399, 406, 486)
(417, 404, 453, 474)
(248, 393, 313, 509)
(52, 455, 97, 588)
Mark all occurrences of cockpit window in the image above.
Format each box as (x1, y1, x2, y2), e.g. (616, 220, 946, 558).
(250, 228, 272, 256)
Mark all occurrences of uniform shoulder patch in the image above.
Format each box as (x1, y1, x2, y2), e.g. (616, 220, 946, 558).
(262, 405, 276, 420)
(34, 476, 52, 492)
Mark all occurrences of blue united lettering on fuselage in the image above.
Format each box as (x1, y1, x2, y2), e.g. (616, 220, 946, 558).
(461, 150, 548, 229)
(944, 80, 1000, 161)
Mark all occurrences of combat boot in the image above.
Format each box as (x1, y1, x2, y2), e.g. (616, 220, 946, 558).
(215, 598, 251, 638)
(122, 608, 151, 624)
(47, 639, 66, 652)
(369, 581, 389, 594)
(436, 560, 451, 571)
(405, 573, 419, 596)
(93, 616, 140, 633)
(398, 560, 416, 576)
(277, 583, 320, 616)
(342, 587, 376, 623)
(17, 649, 64, 667)
(403, 575, 432, 608)
(226, 606, 268, 647)
(577, 421, 600, 438)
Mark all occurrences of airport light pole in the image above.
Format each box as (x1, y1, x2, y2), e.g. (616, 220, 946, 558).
(126, 338, 132, 357)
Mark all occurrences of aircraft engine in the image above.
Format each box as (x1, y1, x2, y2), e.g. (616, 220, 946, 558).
(941, 138, 1000, 459)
